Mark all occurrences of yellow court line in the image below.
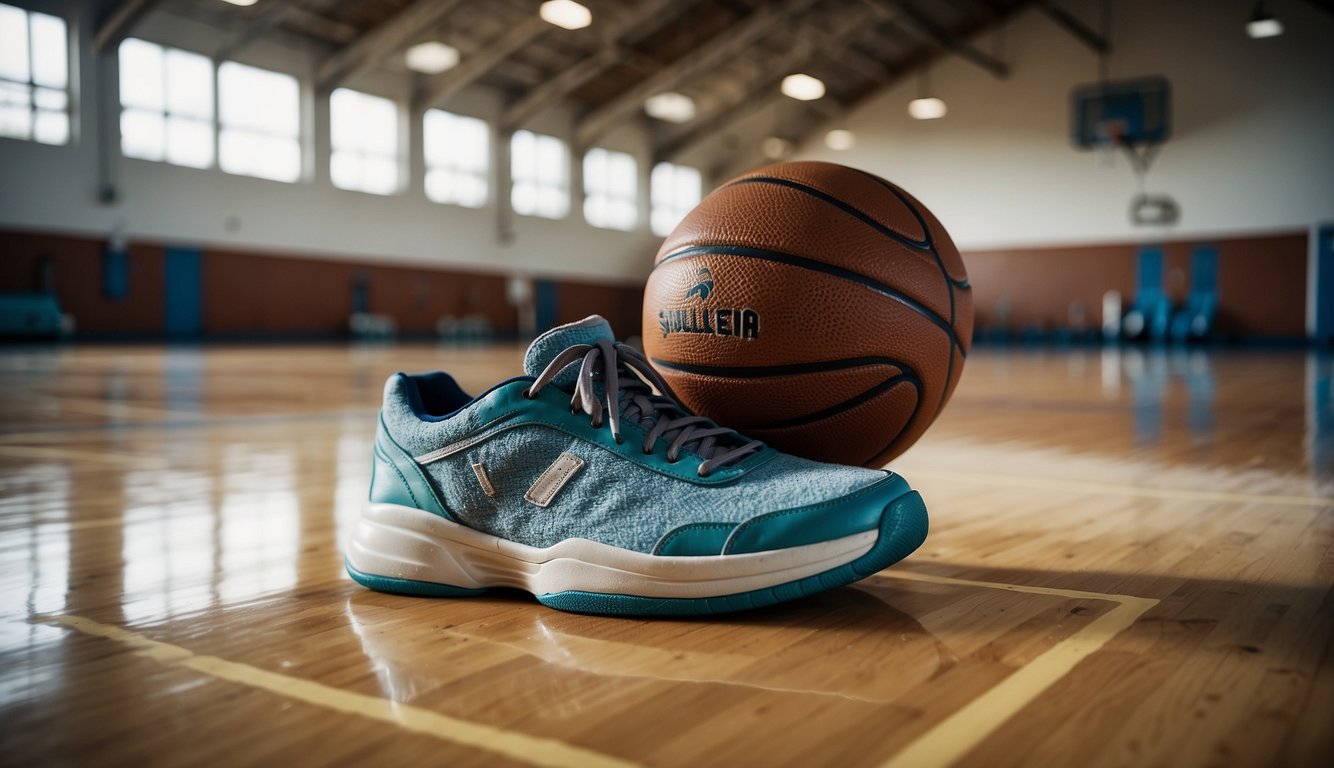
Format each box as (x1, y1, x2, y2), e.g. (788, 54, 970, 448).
(37, 614, 638, 768)
(879, 571, 1159, 768)
(901, 467, 1334, 508)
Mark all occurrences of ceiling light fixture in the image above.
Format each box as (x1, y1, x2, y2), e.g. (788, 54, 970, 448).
(1246, 3, 1283, 38)
(908, 97, 947, 120)
(645, 92, 695, 123)
(780, 73, 825, 101)
(908, 68, 946, 120)
(220, 0, 259, 6)
(825, 129, 855, 150)
(405, 42, 459, 74)
(540, 0, 592, 31)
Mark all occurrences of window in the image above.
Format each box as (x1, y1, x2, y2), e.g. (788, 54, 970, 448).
(583, 148, 637, 231)
(651, 162, 702, 236)
(0, 3, 69, 145)
(218, 61, 300, 182)
(511, 130, 568, 219)
(424, 109, 487, 208)
(330, 88, 398, 195)
(118, 39, 213, 168)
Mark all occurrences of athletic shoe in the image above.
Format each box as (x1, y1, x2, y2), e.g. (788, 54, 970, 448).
(344, 315, 928, 616)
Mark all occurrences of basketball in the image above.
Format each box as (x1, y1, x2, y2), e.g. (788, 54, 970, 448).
(642, 161, 973, 467)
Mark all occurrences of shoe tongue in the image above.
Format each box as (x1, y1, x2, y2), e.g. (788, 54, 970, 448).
(523, 315, 615, 388)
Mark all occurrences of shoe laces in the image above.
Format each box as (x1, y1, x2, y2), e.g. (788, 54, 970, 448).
(524, 339, 764, 477)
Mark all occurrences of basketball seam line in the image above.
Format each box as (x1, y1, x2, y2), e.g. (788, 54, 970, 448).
(853, 169, 971, 292)
(650, 356, 927, 465)
(863, 394, 925, 466)
(650, 356, 904, 378)
(655, 244, 966, 358)
(724, 176, 933, 252)
(742, 372, 921, 432)
(853, 169, 965, 422)
(853, 169, 959, 326)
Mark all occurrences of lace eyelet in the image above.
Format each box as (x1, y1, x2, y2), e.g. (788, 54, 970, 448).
(522, 388, 537, 400)
(697, 468, 711, 479)
(613, 435, 624, 445)
(666, 455, 680, 464)
(642, 447, 653, 455)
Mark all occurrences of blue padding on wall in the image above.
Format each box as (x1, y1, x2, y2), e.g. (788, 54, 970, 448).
(1136, 246, 1164, 293)
(1317, 225, 1334, 345)
(1191, 245, 1218, 294)
(164, 246, 203, 339)
(103, 247, 129, 300)
(1128, 246, 1171, 341)
(535, 280, 558, 334)
(1170, 245, 1219, 342)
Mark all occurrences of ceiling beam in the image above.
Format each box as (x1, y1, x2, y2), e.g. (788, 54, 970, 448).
(281, 7, 361, 46)
(214, 0, 317, 61)
(708, 106, 823, 182)
(1300, 0, 1334, 17)
(825, 44, 895, 85)
(316, 0, 465, 91)
(93, 0, 163, 53)
(654, 6, 882, 163)
(504, 46, 620, 129)
(865, 0, 1010, 79)
(1039, 1, 1109, 54)
(801, 20, 893, 83)
(573, 0, 819, 149)
(414, 14, 550, 111)
(718, 0, 1030, 180)
(654, 75, 797, 164)
(500, 0, 681, 132)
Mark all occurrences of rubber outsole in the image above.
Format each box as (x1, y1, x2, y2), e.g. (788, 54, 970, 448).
(345, 490, 928, 617)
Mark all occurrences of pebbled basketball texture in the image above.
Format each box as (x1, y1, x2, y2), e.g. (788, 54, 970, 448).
(642, 161, 973, 468)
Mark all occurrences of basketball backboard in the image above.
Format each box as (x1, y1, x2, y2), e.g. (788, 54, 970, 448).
(1072, 76, 1172, 149)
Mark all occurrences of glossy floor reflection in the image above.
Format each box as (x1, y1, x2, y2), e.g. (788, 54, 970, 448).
(0, 344, 1329, 767)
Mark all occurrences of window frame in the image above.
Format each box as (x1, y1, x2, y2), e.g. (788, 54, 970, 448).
(216, 59, 303, 184)
(423, 108, 489, 208)
(510, 129, 570, 220)
(328, 87, 402, 196)
(650, 162, 703, 237)
(582, 147, 638, 231)
(117, 37, 216, 169)
(0, 3, 71, 146)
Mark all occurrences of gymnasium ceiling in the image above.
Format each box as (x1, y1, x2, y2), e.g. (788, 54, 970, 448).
(110, 0, 1052, 173)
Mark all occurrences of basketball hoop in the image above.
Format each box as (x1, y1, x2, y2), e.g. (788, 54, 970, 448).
(1071, 76, 1170, 181)
(1093, 119, 1126, 167)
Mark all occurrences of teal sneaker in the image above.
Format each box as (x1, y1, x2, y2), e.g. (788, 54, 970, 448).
(345, 315, 928, 616)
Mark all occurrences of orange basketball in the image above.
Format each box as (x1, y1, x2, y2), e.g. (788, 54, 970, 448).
(642, 161, 973, 467)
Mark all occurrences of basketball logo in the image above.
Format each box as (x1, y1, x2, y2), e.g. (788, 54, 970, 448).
(656, 266, 760, 340)
(684, 268, 714, 301)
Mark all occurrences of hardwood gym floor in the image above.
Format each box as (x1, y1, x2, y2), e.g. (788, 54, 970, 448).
(0, 343, 1330, 767)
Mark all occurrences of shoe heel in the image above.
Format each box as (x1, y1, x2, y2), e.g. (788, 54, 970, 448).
(344, 503, 490, 596)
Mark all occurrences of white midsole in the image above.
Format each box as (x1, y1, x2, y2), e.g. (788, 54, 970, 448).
(345, 503, 877, 599)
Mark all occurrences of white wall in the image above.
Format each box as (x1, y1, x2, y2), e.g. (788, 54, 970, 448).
(4, 1, 1332, 271)
(788, 0, 1334, 250)
(0, 0, 661, 283)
